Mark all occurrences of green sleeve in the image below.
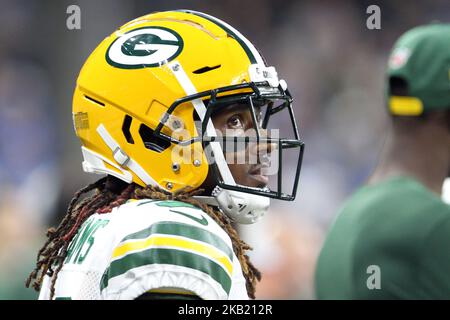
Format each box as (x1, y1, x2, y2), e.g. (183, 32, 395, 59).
(420, 216, 450, 299)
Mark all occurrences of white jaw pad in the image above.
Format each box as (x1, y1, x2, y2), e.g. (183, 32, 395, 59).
(213, 187, 270, 224)
(194, 189, 270, 225)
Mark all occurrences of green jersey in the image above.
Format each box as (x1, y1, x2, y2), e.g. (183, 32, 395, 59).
(315, 176, 450, 299)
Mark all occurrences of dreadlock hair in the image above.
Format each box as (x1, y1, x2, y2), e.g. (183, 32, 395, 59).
(27, 175, 261, 299)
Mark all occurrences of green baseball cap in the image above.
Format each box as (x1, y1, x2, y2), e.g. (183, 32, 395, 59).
(387, 23, 450, 116)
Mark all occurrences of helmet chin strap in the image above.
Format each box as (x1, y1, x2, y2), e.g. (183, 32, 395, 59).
(194, 186, 270, 224)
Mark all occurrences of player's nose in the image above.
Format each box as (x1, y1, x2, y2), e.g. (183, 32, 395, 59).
(248, 138, 278, 156)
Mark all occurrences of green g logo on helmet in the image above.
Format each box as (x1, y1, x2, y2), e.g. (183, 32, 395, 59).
(106, 26, 184, 69)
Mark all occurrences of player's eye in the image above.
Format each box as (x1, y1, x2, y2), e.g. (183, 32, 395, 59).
(227, 115, 244, 129)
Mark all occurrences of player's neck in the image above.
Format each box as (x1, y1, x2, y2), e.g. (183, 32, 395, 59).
(369, 128, 449, 195)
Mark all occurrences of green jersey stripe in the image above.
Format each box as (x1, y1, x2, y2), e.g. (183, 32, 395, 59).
(120, 222, 233, 260)
(100, 247, 232, 293)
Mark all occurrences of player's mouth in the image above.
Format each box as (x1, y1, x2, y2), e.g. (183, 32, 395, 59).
(248, 164, 269, 187)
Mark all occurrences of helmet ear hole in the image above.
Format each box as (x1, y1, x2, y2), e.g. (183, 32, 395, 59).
(122, 115, 135, 144)
(139, 124, 171, 153)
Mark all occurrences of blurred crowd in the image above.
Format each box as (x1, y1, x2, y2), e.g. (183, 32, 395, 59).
(0, 0, 449, 299)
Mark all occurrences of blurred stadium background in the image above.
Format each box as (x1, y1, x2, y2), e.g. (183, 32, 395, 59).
(0, 0, 449, 299)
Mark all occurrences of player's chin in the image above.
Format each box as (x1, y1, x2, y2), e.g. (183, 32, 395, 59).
(246, 173, 269, 189)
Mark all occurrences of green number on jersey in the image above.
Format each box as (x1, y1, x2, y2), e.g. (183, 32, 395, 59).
(65, 217, 109, 265)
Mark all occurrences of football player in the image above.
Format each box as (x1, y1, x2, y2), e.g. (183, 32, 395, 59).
(27, 10, 304, 300)
(315, 24, 450, 299)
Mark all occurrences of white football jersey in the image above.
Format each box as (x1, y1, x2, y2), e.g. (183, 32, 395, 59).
(39, 199, 249, 300)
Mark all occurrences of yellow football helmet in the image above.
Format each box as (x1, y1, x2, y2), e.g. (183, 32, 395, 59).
(72, 10, 304, 223)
